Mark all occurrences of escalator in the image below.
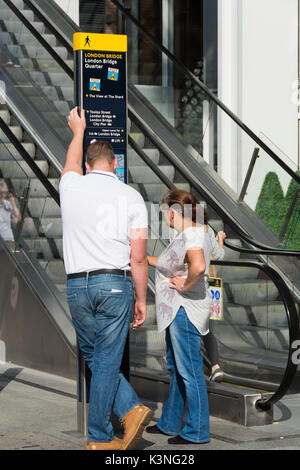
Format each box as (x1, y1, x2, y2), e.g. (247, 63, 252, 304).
(0, 0, 299, 426)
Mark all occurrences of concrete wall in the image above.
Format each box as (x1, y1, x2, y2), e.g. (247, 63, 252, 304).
(53, 0, 79, 25)
(218, 0, 298, 209)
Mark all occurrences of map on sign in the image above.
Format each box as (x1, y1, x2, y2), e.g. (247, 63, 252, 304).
(209, 277, 223, 321)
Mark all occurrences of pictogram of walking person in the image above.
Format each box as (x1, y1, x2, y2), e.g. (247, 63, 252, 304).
(84, 35, 91, 47)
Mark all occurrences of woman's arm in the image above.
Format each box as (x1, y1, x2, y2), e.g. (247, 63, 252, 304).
(9, 194, 21, 223)
(210, 229, 226, 260)
(147, 256, 158, 267)
(170, 248, 206, 293)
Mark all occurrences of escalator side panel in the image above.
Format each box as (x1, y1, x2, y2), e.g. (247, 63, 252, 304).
(0, 239, 76, 379)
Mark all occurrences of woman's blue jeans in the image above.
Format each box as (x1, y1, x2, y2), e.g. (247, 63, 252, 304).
(157, 306, 210, 443)
(67, 273, 140, 443)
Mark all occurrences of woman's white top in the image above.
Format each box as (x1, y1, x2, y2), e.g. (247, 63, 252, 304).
(155, 225, 225, 335)
(0, 200, 14, 241)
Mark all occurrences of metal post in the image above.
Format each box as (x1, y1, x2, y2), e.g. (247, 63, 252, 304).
(74, 16, 129, 435)
(202, 100, 215, 167)
(238, 147, 260, 202)
(76, 345, 90, 436)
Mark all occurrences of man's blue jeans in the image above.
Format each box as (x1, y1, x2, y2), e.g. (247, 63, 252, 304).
(67, 273, 140, 443)
(157, 306, 210, 443)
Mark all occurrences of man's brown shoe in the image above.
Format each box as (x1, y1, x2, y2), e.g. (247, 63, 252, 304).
(86, 437, 123, 450)
(120, 405, 154, 450)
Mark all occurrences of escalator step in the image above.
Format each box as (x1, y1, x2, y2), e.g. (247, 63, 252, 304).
(11, 177, 59, 197)
(7, 44, 69, 61)
(0, 159, 48, 178)
(18, 57, 73, 73)
(0, 109, 10, 125)
(0, 142, 35, 160)
(128, 147, 160, 166)
(25, 237, 63, 260)
(226, 302, 289, 328)
(0, 32, 57, 48)
(130, 132, 145, 148)
(38, 259, 66, 284)
(228, 280, 279, 305)
(129, 327, 165, 352)
(217, 265, 258, 282)
(38, 217, 62, 238)
(40, 85, 74, 102)
(29, 71, 71, 87)
(27, 197, 61, 218)
(0, 126, 22, 143)
(241, 325, 289, 352)
(1, 20, 45, 35)
(129, 165, 175, 184)
(129, 183, 190, 202)
(0, 8, 35, 22)
(130, 354, 167, 372)
(0, 0, 24, 8)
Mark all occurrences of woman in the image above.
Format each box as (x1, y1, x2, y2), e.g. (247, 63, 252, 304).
(0, 180, 21, 242)
(205, 225, 226, 382)
(146, 189, 226, 445)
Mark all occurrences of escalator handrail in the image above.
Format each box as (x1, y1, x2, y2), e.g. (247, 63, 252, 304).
(211, 259, 300, 410)
(112, 0, 300, 188)
(2, 0, 73, 80)
(0, 116, 60, 206)
(223, 238, 300, 257)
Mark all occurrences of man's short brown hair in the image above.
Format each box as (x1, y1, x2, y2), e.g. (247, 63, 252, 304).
(86, 141, 115, 168)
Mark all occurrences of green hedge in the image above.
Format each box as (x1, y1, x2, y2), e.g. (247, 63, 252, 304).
(283, 170, 300, 249)
(255, 172, 285, 236)
(255, 170, 300, 249)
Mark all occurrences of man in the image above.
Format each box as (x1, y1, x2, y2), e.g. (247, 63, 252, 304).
(59, 107, 153, 450)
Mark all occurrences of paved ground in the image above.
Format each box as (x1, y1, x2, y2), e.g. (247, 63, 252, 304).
(1, 362, 300, 451)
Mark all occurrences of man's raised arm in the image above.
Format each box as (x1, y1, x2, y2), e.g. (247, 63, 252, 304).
(60, 107, 86, 180)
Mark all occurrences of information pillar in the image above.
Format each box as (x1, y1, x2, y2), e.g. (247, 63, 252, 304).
(74, 33, 128, 182)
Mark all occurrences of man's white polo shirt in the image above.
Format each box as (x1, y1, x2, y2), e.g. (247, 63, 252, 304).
(59, 170, 148, 275)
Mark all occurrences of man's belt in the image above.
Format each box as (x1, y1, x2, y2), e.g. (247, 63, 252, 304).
(67, 269, 132, 280)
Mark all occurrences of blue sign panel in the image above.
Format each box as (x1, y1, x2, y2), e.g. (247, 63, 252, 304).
(74, 33, 128, 183)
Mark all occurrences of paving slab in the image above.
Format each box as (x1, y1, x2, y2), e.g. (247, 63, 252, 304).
(1, 363, 300, 451)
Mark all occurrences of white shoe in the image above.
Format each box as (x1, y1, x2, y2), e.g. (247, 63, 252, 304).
(209, 367, 224, 383)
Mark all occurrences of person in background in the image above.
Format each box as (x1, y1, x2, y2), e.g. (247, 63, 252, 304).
(59, 107, 153, 451)
(146, 188, 226, 445)
(0, 180, 21, 243)
(204, 226, 226, 382)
